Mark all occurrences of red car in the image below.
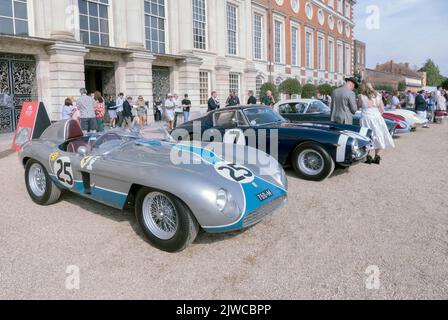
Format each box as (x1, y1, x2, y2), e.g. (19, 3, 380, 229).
(383, 113, 413, 133)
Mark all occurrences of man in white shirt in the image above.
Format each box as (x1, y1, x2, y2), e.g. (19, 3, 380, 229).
(164, 93, 176, 130)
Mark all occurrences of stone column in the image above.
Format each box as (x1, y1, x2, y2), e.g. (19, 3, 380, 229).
(123, 51, 155, 123)
(35, 54, 51, 114)
(46, 43, 88, 120)
(215, 58, 231, 104)
(175, 0, 193, 53)
(243, 61, 258, 101)
(177, 56, 203, 110)
(125, 0, 145, 49)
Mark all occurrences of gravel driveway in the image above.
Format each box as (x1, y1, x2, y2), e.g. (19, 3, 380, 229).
(1, 122, 447, 300)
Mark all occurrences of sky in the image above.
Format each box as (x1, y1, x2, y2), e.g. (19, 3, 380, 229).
(354, 0, 448, 76)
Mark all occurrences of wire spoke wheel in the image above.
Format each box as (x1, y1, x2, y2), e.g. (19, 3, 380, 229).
(142, 192, 179, 240)
(28, 163, 47, 197)
(298, 149, 325, 176)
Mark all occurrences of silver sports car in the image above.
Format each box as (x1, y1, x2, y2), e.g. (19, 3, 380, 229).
(18, 120, 288, 252)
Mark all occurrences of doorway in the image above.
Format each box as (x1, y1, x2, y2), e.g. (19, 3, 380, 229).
(84, 60, 116, 97)
(152, 66, 171, 100)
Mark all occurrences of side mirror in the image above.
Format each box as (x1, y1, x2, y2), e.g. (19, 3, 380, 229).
(77, 146, 88, 156)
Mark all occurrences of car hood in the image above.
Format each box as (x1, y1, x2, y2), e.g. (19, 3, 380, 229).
(106, 139, 287, 189)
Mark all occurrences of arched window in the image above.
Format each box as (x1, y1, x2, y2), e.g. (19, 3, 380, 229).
(275, 76, 283, 86)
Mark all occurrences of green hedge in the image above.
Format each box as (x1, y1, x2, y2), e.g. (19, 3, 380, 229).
(279, 78, 302, 96)
(301, 84, 317, 99)
(317, 83, 333, 96)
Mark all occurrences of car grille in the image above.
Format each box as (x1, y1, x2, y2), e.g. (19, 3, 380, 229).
(243, 196, 286, 228)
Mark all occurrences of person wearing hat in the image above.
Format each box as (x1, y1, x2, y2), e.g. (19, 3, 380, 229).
(330, 77, 359, 125)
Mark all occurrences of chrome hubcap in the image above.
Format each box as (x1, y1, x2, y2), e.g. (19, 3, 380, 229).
(29, 163, 46, 197)
(142, 192, 178, 240)
(298, 149, 324, 176)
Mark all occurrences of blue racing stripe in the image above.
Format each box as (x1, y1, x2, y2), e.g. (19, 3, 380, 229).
(172, 144, 287, 232)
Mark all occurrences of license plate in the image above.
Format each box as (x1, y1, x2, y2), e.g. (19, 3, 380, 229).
(256, 189, 273, 202)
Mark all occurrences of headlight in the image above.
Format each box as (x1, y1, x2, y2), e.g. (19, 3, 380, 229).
(352, 140, 359, 154)
(279, 169, 288, 190)
(216, 189, 228, 212)
(351, 140, 364, 159)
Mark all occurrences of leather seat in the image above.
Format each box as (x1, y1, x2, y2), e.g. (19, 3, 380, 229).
(65, 120, 88, 153)
(65, 120, 83, 141)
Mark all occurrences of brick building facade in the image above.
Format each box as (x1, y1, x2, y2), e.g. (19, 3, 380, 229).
(252, 0, 355, 87)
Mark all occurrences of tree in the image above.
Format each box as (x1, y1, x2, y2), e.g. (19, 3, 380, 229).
(441, 79, 448, 90)
(398, 81, 406, 92)
(301, 84, 317, 99)
(419, 59, 445, 86)
(317, 83, 333, 96)
(278, 78, 302, 98)
(259, 82, 279, 102)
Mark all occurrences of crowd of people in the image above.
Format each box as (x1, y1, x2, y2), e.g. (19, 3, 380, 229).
(330, 78, 447, 165)
(61, 89, 153, 133)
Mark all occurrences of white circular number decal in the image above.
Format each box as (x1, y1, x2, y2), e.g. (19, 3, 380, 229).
(223, 129, 246, 146)
(53, 157, 74, 188)
(215, 162, 255, 184)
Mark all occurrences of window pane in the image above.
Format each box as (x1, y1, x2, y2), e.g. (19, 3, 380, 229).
(14, 1, 27, 19)
(100, 33, 109, 46)
(89, 16, 98, 31)
(100, 18, 108, 33)
(80, 14, 88, 30)
(88, 2, 98, 16)
(0, 0, 13, 17)
(99, 4, 108, 18)
(0, 16, 14, 34)
(80, 30, 89, 43)
(79, 0, 88, 14)
(90, 32, 100, 45)
(14, 19, 28, 35)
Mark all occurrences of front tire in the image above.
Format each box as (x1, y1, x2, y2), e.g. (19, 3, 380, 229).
(292, 143, 335, 181)
(25, 160, 61, 205)
(135, 188, 199, 252)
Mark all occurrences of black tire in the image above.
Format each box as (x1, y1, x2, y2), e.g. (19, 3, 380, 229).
(25, 160, 61, 205)
(291, 142, 335, 181)
(135, 188, 199, 252)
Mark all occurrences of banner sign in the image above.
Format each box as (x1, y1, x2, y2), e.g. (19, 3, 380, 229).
(12, 101, 51, 152)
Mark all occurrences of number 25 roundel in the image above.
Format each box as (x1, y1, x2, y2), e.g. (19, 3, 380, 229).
(53, 157, 74, 189)
(214, 162, 255, 184)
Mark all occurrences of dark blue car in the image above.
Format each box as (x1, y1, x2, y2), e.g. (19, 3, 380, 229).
(174, 106, 373, 181)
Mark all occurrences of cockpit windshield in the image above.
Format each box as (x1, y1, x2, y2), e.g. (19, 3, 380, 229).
(244, 107, 285, 126)
(89, 126, 174, 155)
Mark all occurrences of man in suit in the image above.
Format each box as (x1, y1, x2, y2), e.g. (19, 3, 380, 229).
(330, 77, 359, 125)
(247, 90, 257, 104)
(415, 90, 429, 128)
(121, 96, 133, 128)
(225, 90, 240, 107)
(207, 91, 220, 112)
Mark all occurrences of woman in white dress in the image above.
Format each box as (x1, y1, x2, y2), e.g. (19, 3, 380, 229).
(358, 82, 395, 165)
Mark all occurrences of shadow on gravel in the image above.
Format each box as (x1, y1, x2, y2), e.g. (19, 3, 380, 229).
(284, 166, 352, 180)
(60, 191, 244, 247)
